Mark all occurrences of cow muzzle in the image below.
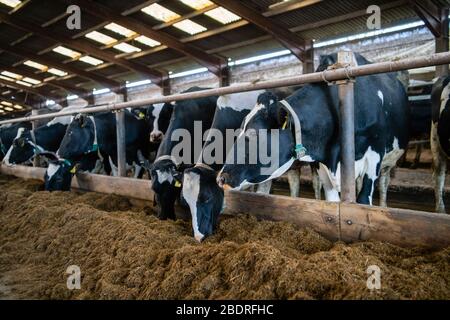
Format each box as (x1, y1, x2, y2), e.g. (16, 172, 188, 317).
(217, 173, 232, 190)
(150, 131, 163, 143)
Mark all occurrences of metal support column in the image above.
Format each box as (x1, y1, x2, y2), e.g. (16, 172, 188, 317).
(436, 8, 449, 77)
(336, 51, 356, 203)
(115, 110, 126, 177)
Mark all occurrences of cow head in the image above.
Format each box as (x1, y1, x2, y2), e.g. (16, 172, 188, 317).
(146, 103, 173, 143)
(58, 114, 96, 159)
(182, 165, 224, 242)
(148, 157, 183, 220)
(8, 129, 39, 164)
(216, 92, 295, 189)
(43, 152, 75, 191)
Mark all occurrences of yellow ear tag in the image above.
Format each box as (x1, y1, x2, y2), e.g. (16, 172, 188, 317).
(139, 112, 145, 119)
(282, 115, 288, 130)
(174, 181, 181, 188)
(70, 167, 77, 174)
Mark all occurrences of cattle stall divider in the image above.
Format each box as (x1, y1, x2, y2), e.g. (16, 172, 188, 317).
(1, 51, 450, 249)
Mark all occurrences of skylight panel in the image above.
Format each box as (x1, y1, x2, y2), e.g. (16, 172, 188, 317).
(47, 68, 67, 77)
(113, 42, 142, 53)
(79, 56, 104, 66)
(135, 35, 161, 47)
(13, 104, 23, 110)
(0, 0, 21, 8)
(22, 77, 41, 85)
(4, 107, 14, 111)
(52, 46, 81, 59)
(1, 71, 21, 79)
(85, 31, 117, 45)
(0, 75, 14, 81)
(173, 19, 207, 35)
(205, 7, 241, 24)
(104, 23, 136, 37)
(1, 101, 13, 106)
(24, 60, 47, 71)
(141, 3, 180, 22)
(179, 0, 213, 10)
(0, 110, 5, 114)
(16, 80, 32, 87)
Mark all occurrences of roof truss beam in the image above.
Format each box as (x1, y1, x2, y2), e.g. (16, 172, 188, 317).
(0, 43, 121, 91)
(0, 78, 62, 101)
(0, 63, 90, 97)
(0, 11, 165, 85)
(212, 0, 307, 61)
(410, 0, 447, 37)
(59, 0, 225, 76)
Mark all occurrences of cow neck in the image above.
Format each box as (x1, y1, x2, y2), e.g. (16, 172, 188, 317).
(0, 136, 6, 155)
(194, 162, 214, 171)
(88, 116, 103, 162)
(155, 155, 179, 166)
(279, 100, 307, 160)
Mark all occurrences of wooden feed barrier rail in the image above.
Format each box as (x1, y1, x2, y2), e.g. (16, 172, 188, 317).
(1, 164, 450, 250)
(1, 51, 450, 249)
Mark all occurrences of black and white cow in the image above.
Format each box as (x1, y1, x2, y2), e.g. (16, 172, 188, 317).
(43, 151, 100, 191)
(129, 103, 174, 144)
(181, 87, 315, 241)
(7, 118, 69, 165)
(218, 53, 410, 206)
(148, 87, 218, 221)
(430, 76, 450, 213)
(182, 89, 267, 241)
(0, 122, 32, 162)
(58, 110, 151, 180)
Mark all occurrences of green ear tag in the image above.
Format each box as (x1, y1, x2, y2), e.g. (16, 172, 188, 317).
(70, 167, 77, 174)
(174, 181, 181, 188)
(139, 112, 145, 119)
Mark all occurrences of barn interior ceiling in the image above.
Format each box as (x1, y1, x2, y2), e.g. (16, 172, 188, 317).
(0, 0, 448, 118)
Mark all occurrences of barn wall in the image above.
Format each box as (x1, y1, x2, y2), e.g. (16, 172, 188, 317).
(67, 27, 434, 107)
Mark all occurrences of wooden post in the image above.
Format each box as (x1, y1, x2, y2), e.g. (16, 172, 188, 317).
(436, 8, 449, 77)
(336, 51, 356, 203)
(115, 110, 126, 177)
(31, 108, 40, 167)
(302, 39, 315, 74)
(219, 65, 231, 87)
(162, 76, 171, 96)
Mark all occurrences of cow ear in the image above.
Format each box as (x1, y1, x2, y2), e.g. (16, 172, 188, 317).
(173, 171, 183, 187)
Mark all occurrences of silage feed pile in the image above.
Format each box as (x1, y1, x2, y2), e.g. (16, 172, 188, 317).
(0, 174, 449, 300)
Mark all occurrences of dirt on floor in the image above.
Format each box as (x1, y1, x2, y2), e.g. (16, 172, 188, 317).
(0, 174, 449, 300)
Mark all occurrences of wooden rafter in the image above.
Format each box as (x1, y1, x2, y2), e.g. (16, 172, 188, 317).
(58, 0, 226, 76)
(0, 96, 33, 110)
(410, 0, 447, 37)
(0, 78, 62, 101)
(212, 0, 307, 61)
(0, 63, 91, 98)
(0, 11, 165, 86)
(0, 43, 121, 91)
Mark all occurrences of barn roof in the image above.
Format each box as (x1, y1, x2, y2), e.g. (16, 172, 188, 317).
(0, 0, 448, 118)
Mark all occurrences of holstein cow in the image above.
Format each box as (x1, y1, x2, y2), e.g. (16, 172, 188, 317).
(430, 76, 450, 213)
(218, 53, 410, 206)
(43, 151, 100, 191)
(182, 87, 313, 241)
(58, 110, 151, 179)
(7, 118, 70, 165)
(148, 87, 218, 221)
(0, 122, 32, 162)
(182, 89, 267, 241)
